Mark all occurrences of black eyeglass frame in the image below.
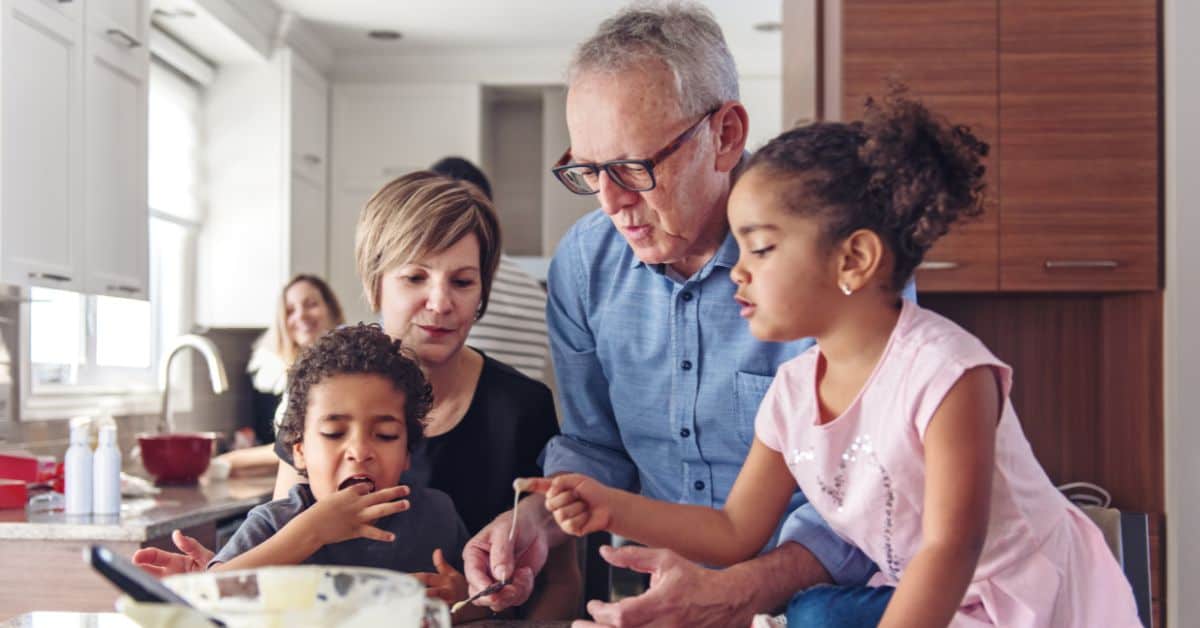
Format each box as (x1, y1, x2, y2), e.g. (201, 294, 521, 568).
(551, 106, 722, 195)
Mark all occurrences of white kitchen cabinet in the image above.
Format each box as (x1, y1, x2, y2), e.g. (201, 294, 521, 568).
(197, 49, 330, 327)
(289, 53, 327, 188)
(85, 0, 144, 47)
(83, 0, 149, 298)
(0, 0, 86, 292)
(0, 0, 149, 297)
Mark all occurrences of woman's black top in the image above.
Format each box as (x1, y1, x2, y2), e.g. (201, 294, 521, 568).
(276, 350, 559, 536)
(405, 353, 559, 535)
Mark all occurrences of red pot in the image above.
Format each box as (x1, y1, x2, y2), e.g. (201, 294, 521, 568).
(137, 432, 217, 485)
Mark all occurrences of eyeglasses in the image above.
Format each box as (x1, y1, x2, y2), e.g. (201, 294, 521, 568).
(551, 106, 720, 195)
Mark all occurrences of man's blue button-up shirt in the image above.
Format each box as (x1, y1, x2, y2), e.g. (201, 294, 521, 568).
(541, 209, 916, 584)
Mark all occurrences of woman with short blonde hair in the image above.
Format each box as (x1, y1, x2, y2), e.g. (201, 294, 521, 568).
(356, 171, 501, 318)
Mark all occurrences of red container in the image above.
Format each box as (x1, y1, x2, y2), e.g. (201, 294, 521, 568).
(137, 432, 217, 485)
(0, 453, 38, 483)
(0, 479, 26, 509)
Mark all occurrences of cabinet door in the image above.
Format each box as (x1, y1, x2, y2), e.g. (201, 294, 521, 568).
(85, 0, 145, 51)
(999, 0, 1158, 291)
(288, 173, 328, 279)
(0, 0, 85, 291)
(842, 0, 1000, 292)
(83, 20, 149, 298)
(290, 55, 328, 187)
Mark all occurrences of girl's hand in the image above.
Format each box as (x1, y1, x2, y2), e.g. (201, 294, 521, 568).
(299, 483, 411, 545)
(413, 549, 467, 605)
(523, 474, 614, 537)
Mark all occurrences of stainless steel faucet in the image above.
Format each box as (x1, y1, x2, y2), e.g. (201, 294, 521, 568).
(159, 334, 229, 433)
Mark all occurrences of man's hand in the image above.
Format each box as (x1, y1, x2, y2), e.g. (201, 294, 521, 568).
(131, 529, 215, 577)
(412, 549, 467, 604)
(462, 505, 549, 611)
(297, 484, 410, 545)
(575, 545, 755, 628)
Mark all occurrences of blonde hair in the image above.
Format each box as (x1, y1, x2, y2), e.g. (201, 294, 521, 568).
(355, 171, 502, 317)
(261, 274, 345, 366)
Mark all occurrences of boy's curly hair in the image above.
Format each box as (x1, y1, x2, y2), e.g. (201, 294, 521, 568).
(747, 82, 989, 290)
(277, 323, 432, 454)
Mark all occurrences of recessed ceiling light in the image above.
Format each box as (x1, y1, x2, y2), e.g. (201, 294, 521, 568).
(753, 21, 782, 33)
(368, 29, 403, 41)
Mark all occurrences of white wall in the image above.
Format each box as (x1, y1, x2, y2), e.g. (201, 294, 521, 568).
(328, 83, 482, 325)
(1164, 0, 1200, 623)
(541, 86, 602, 256)
(486, 99, 544, 256)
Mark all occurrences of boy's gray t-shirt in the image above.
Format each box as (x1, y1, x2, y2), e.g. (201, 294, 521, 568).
(210, 483, 469, 573)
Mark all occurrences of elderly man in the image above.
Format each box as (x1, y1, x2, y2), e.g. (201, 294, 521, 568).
(464, 4, 911, 626)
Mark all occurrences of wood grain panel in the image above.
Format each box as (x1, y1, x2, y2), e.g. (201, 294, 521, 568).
(999, 0, 1159, 291)
(844, 1, 996, 51)
(843, 1, 1000, 291)
(921, 293, 1163, 513)
(0, 539, 140, 617)
(1000, 0, 1158, 53)
(844, 51, 997, 103)
(1000, 52, 1157, 94)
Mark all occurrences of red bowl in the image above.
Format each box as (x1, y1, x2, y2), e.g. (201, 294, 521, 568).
(137, 432, 217, 485)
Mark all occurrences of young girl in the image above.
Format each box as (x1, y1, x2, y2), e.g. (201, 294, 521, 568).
(528, 90, 1141, 627)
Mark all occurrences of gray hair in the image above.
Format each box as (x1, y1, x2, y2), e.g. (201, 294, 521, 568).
(568, 1, 739, 117)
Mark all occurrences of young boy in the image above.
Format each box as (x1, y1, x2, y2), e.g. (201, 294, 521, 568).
(208, 323, 469, 590)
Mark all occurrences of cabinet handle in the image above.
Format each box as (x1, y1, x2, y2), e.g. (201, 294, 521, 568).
(1044, 260, 1120, 270)
(28, 272, 71, 283)
(918, 261, 961, 271)
(105, 28, 142, 49)
(106, 284, 141, 295)
(302, 153, 322, 165)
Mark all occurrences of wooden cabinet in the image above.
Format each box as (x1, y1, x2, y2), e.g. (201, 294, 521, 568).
(840, 0, 1159, 292)
(998, 0, 1158, 290)
(83, 0, 149, 298)
(0, 0, 86, 292)
(843, 0, 1000, 292)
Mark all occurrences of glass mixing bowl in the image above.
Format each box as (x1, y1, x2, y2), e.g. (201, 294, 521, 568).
(117, 565, 449, 628)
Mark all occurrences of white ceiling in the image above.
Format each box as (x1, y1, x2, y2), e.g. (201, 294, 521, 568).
(273, 0, 781, 56)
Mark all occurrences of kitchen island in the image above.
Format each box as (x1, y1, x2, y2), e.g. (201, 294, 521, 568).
(0, 612, 572, 627)
(0, 477, 275, 619)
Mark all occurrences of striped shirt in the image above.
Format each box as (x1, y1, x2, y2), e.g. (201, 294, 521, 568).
(467, 256, 549, 382)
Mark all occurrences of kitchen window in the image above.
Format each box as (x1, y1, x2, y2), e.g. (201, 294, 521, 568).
(24, 39, 211, 418)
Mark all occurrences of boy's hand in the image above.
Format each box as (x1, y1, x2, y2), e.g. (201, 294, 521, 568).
(524, 474, 614, 537)
(299, 483, 410, 546)
(413, 549, 467, 605)
(131, 529, 213, 577)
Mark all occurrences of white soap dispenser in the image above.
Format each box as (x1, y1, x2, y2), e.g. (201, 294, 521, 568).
(93, 420, 121, 517)
(64, 417, 93, 517)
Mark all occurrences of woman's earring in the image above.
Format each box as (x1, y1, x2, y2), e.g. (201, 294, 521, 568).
(839, 282, 853, 296)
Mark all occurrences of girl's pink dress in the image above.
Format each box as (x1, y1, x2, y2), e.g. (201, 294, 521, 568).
(756, 299, 1140, 627)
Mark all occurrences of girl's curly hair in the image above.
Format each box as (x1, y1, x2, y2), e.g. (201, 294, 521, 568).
(277, 323, 432, 454)
(746, 83, 989, 289)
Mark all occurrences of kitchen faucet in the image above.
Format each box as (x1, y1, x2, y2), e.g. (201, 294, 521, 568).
(159, 334, 228, 433)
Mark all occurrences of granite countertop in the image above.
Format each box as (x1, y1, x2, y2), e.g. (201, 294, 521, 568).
(0, 476, 275, 542)
(0, 613, 572, 627)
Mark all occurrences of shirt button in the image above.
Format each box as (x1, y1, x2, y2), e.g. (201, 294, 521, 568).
(681, 360, 692, 371)
(681, 291, 693, 302)
(694, 480, 706, 491)
(680, 428, 691, 438)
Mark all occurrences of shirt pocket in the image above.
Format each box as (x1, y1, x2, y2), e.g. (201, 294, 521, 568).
(734, 371, 776, 446)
